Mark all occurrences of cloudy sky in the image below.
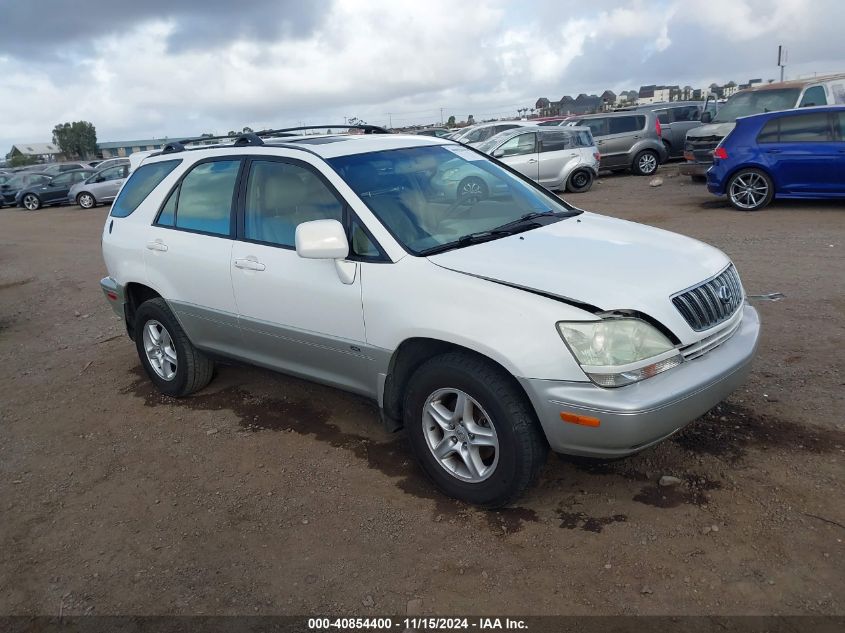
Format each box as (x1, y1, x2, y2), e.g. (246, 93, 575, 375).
(1, 0, 844, 149)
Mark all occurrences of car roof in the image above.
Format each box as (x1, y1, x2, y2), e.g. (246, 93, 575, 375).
(738, 104, 845, 122)
(142, 133, 451, 164)
(740, 73, 845, 92)
(569, 110, 651, 119)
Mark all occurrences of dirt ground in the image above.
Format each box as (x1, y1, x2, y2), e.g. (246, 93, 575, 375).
(0, 167, 843, 617)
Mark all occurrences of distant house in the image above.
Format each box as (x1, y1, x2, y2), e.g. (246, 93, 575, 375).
(8, 142, 63, 163)
(600, 90, 616, 110)
(722, 81, 738, 98)
(96, 139, 171, 159)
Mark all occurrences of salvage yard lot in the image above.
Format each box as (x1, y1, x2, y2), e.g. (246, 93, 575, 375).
(0, 169, 843, 616)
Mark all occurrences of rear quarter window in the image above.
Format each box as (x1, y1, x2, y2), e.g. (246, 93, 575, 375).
(110, 159, 182, 218)
(608, 115, 645, 134)
(757, 113, 833, 143)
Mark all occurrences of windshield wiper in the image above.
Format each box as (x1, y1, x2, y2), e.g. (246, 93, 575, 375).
(418, 211, 564, 256)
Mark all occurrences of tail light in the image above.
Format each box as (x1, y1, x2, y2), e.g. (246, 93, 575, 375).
(714, 147, 728, 159)
(655, 118, 662, 138)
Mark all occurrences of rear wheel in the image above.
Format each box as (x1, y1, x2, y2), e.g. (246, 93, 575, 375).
(727, 168, 773, 211)
(77, 192, 96, 209)
(404, 352, 547, 507)
(566, 169, 594, 193)
(22, 194, 41, 210)
(134, 298, 214, 397)
(632, 150, 659, 176)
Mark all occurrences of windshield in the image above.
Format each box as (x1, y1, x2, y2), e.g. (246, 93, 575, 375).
(712, 88, 801, 123)
(329, 144, 578, 255)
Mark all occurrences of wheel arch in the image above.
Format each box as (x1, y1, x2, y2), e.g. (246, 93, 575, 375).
(381, 337, 539, 434)
(123, 282, 163, 340)
(76, 190, 96, 204)
(723, 162, 776, 191)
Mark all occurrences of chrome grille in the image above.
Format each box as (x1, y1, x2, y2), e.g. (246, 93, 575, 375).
(672, 265, 743, 331)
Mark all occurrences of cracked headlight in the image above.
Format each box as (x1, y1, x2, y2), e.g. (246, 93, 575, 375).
(557, 318, 682, 387)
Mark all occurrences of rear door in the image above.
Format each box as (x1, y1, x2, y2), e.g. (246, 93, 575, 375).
(41, 172, 75, 203)
(537, 130, 579, 188)
(144, 158, 243, 355)
(758, 111, 837, 194)
(496, 132, 539, 180)
(666, 105, 702, 157)
(593, 116, 645, 168)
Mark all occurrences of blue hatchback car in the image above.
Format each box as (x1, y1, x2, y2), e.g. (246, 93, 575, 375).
(707, 105, 845, 210)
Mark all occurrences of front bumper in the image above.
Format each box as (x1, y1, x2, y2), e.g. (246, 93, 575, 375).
(100, 276, 126, 318)
(519, 304, 760, 457)
(679, 161, 711, 177)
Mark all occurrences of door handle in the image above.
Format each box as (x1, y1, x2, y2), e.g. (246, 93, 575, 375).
(145, 240, 168, 252)
(527, 159, 538, 163)
(766, 149, 782, 154)
(234, 257, 266, 271)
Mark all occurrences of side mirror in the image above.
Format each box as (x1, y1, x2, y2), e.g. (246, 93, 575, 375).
(700, 111, 712, 124)
(295, 219, 349, 260)
(492, 148, 505, 158)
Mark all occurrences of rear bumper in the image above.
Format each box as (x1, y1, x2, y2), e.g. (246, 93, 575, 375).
(519, 305, 760, 457)
(100, 276, 126, 318)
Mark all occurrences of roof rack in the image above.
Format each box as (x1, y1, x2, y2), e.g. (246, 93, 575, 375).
(159, 124, 390, 155)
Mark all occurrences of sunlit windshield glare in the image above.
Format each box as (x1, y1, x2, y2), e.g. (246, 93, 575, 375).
(329, 145, 575, 255)
(712, 88, 801, 123)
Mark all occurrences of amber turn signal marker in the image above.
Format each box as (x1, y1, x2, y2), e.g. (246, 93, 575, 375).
(560, 412, 600, 427)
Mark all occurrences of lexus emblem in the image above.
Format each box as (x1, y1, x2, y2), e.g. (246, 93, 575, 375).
(717, 285, 732, 304)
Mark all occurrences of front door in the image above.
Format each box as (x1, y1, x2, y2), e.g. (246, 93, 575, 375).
(229, 157, 375, 396)
(497, 132, 539, 180)
(144, 158, 242, 355)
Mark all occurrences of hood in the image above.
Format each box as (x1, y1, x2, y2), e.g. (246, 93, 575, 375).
(427, 212, 731, 343)
(686, 121, 736, 139)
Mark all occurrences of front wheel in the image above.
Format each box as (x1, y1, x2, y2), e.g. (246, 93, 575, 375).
(632, 150, 659, 176)
(22, 194, 41, 210)
(134, 298, 214, 397)
(727, 168, 773, 211)
(77, 192, 96, 209)
(566, 169, 594, 193)
(404, 352, 548, 507)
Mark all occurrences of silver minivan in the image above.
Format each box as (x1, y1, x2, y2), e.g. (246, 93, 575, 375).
(68, 163, 129, 208)
(477, 126, 600, 192)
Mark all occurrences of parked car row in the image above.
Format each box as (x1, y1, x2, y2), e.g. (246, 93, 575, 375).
(0, 159, 129, 210)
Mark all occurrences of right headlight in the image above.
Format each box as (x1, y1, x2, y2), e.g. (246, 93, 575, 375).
(557, 318, 682, 388)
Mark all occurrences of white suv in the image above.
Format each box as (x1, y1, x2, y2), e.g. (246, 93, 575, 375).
(100, 127, 760, 507)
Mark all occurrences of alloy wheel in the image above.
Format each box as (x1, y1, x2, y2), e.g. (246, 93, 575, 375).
(638, 153, 657, 174)
(22, 194, 39, 210)
(142, 319, 178, 381)
(422, 388, 499, 483)
(729, 172, 769, 210)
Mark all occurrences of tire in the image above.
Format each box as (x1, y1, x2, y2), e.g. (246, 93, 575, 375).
(77, 192, 96, 209)
(456, 176, 488, 202)
(403, 351, 548, 508)
(727, 168, 774, 211)
(22, 193, 41, 210)
(134, 297, 214, 397)
(631, 150, 659, 176)
(566, 169, 594, 193)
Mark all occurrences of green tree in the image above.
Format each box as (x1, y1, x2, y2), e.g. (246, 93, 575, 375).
(447, 115, 456, 128)
(52, 121, 98, 159)
(242, 126, 253, 133)
(227, 131, 237, 137)
(467, 114, 475, 125)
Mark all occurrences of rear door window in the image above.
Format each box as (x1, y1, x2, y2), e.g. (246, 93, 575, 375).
(672, 106, 701, 122)
(758, 113, 833, 143)
(540, 131, 572, 152)
(110, 159, 181, 218)
(608, 116, 645, 134)
(156, 159, 241, 236)
(580, 118, 609, 137)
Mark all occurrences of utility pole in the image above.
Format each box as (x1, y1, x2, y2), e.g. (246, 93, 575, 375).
(440, 107, 444, 125)
(387, 113, 392, 128)
(777, 45, 787, 82)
